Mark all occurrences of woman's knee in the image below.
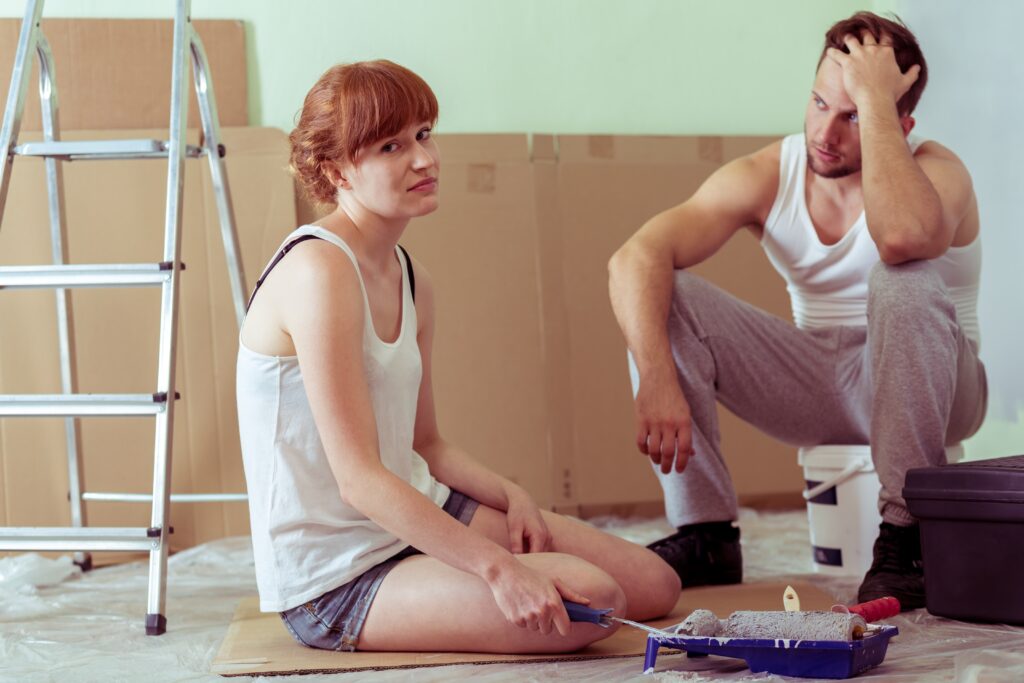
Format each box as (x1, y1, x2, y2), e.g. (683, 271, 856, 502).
(629, 548, 682, 619)
(542, 553, 627, 616)
(652, 552, 683, 612)
(541, 512, 679, 618)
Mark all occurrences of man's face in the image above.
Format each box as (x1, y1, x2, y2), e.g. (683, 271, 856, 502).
(804, 58, 863, 179)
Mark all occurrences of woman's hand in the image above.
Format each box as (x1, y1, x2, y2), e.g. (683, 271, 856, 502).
(505, 485, 551, 554)
(488, 558, 589, 636)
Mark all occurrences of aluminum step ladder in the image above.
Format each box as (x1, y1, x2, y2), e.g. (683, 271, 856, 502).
(0, 0, 248, 636)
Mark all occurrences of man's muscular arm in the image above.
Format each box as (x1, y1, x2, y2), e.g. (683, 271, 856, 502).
(607, 149, 777, 473)
(829, 33, 973, 264)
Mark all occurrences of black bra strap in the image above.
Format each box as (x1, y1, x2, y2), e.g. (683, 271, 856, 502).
(245, 236, 417, 314)
(397, 244, 415, 302)
(245, 234, 322, 313)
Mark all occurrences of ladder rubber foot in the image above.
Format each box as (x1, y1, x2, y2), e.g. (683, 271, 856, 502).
(146, 613, 167, 636)
(74, 555, 93, 572)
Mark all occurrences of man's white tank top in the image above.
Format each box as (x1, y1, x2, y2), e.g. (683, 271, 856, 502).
(236, 225, 449, 612)
(761, 133, 981, 346)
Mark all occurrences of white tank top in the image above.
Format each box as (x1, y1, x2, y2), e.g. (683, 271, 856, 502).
(236, 225, 449, 612)
(761, 133, 981, 346)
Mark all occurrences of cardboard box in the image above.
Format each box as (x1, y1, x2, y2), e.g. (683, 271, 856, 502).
(0, 15, 255, 556)
(546, 135, 803, 513)
(0, 18, 247, 131)
(398, 135, 559, 506)
(0, 127, 295, 551)
(361, 133, 804, 513)
(2, 129, 803, 555)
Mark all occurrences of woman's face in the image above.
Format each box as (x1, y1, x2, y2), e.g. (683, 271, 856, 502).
(339, 120, 440, 220)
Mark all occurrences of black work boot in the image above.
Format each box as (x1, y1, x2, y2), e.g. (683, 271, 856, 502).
(647, 521, 742, 588)
(856, 522, 925, 610)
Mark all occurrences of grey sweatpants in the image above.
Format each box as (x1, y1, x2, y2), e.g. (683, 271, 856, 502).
(638, 261, 987, 527)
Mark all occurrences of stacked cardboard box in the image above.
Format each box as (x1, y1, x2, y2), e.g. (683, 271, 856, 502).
(0, 19, 804, 554)
(0, 18, 248, 130)
(0, 19, 278, 553)
(397, 134, 803, 517)
(0, 126, 296, 551)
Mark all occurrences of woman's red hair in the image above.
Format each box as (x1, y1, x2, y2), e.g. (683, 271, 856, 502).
(289, 60, 438, 205)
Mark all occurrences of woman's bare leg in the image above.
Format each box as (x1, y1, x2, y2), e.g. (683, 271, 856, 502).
(469, 505, 680, 620)
(359, 503, 679, 652)
(358, 552, 625, 653)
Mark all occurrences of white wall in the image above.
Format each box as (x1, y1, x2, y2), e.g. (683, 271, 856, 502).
(0, 0, 864, 135)
(892, 0, 1024, 459)
(2, 0, 1018, 459)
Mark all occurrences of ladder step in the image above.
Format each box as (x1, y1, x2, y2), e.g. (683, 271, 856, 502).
(0, 263, 179, 290)
(84, 492, 248, 503)
(0, 526, 160, 552)
(0, 393, 175, 417)
(12, 139, 204, 160)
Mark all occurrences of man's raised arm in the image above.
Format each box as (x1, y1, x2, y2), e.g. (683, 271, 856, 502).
(828, 33, 973, 263)
(607, 148, 778, 473)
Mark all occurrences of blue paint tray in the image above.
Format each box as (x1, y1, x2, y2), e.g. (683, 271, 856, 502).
(642, 625, 899, 679)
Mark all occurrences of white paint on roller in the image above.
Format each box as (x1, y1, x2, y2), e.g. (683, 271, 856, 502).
(672, 607, 865, 642)
(723, 610, 867, 641)
(674, 608, 721, 636)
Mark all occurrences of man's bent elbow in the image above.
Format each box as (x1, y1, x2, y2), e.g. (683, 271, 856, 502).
(608, 243, 635, 290)
(609, 237, 659, 280)
(876, 231, 945, 265)
(877, 240, 913, 265)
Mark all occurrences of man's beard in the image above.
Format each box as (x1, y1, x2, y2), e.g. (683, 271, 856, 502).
(806, 145, 860, 179)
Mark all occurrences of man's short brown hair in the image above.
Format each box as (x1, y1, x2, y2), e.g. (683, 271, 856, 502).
(818, 12, 928, 116)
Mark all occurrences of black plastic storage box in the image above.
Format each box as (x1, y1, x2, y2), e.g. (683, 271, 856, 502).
(903, 454, 1024, 624)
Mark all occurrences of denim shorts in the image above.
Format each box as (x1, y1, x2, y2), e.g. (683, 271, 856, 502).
(279, 489, 479, 651)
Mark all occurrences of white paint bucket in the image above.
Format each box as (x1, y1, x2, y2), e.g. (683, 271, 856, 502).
(799, 444, 964, 576)
(799, 445, 881, 576)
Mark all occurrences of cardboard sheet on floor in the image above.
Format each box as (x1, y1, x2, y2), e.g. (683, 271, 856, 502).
(211, 580, 835, 676)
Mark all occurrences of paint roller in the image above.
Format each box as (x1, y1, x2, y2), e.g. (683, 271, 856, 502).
(565, 594, 899, 642)
(565, 602, 869, 641)
(671, 593, 900, 641)
(675, 609, 868, 640)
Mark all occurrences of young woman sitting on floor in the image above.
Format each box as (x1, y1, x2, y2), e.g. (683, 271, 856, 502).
(236, 60, 680, 653)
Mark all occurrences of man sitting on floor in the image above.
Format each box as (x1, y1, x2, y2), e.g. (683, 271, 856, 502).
(607, 11, 986, 609)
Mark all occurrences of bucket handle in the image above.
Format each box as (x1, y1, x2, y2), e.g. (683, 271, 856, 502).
(803, 460, 869, 501)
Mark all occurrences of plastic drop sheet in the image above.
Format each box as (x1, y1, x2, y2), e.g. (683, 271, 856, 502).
(2, 508, 1022, 682)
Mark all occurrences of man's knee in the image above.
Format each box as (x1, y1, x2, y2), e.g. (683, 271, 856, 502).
(867, 261, 951, 320)
(670, 270, 719, 324)
(672, 270, 709, 300)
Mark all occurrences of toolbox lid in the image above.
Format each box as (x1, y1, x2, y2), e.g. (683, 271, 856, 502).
(904, 454, 1024, 505)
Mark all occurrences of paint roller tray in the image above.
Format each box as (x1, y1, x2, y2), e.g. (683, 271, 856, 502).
(643, 625, 898, 679)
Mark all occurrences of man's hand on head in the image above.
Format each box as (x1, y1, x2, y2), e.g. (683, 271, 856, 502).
(826, 32, 921, 111)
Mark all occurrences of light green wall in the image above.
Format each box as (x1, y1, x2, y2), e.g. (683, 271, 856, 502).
(3, 0, 1015, 460)
(1, 0, 872, 135)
